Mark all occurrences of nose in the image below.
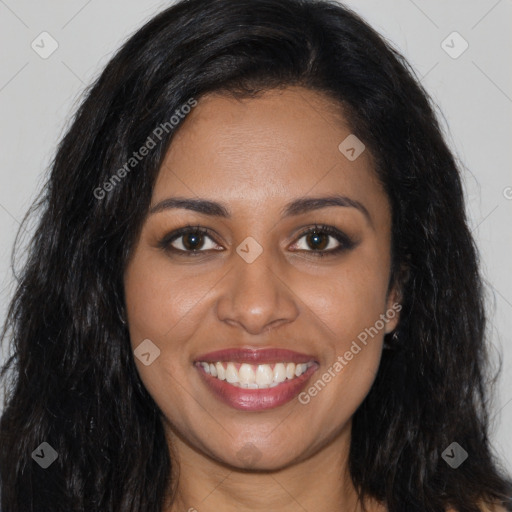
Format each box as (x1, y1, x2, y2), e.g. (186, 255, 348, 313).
(215, 244, 299, 335)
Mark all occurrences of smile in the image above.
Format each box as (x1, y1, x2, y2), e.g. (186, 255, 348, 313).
(197, 361, 315, 388)
(194, 348, 319, 411)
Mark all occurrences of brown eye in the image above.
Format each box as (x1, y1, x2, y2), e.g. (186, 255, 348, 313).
(291, 224, 356, 257)
(304, 230, 330, 251)
(179, 231, 206, 251)
(158, 226, 222, 255)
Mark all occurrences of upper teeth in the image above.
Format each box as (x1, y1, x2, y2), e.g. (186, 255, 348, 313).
(198, 361, 313, 388)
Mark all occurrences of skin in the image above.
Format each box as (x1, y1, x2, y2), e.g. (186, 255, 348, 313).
(124, 86, 401, 512)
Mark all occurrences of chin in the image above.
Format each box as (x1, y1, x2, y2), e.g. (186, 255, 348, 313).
(207, 439, 309, 472)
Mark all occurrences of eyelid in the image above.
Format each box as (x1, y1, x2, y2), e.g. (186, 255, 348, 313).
(158, 223, 356, 256)
(289, 224, 356, 255)
(157, 225, 223, 254)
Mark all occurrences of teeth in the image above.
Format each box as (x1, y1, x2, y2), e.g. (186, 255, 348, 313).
(255, 364, 273, 387)
(295, 363, 307, 377)
(216, 362, 225, 380)
(225, 362, 239, 383)
(273, 363, 287, 383)
(198, 361, 313, 389)
(239, 363, 256, 385)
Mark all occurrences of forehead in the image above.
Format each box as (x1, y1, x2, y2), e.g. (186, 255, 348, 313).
(153, 87, 386, 219)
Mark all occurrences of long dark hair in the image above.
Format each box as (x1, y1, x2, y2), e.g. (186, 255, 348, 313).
(1, 0, 511, 510)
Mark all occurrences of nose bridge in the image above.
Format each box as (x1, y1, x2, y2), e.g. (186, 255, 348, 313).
(215, 237, 299, 334)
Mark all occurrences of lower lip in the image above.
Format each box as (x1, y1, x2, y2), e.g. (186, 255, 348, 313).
(195, 363, 319, 411)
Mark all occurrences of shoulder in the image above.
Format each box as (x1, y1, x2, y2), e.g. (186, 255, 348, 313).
(447, 504, 507, 512)
(373, 500, 507, 512)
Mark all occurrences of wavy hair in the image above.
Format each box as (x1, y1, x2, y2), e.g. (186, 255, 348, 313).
(1, 0, 511, 510)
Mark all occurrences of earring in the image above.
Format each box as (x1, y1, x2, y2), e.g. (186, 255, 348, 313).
(116, 302, 127, 325)
(384, 330, 399, 349)
(87, 415, 96, 433)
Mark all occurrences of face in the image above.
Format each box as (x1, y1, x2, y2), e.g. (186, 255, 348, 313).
(124, 86, 400, 471)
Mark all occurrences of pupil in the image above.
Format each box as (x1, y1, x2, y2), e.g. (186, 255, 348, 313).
(184, 232, 203, 250)
(307, 231, 327, 250)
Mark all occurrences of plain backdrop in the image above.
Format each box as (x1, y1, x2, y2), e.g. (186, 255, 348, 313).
(0, 0, 511, 474)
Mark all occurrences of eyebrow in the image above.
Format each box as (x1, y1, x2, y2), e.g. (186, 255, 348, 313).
(149, 194, 372, 226)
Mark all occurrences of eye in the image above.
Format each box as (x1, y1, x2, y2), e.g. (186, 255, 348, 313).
(158, 223, 356, 258)
(290, 224, 356, 257)
(158, 225, 223, 255)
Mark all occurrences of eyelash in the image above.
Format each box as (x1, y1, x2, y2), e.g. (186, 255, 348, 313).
(157, 223, 356, 258)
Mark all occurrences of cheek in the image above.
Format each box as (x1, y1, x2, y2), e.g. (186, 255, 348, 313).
(298, 344, 381, 450)
(294, 276, 387, 441)
(123, 252, 208, 425)
(290, 245, 390, 418)
(293, 246, 392, 348)
(124, 250, 215, 342)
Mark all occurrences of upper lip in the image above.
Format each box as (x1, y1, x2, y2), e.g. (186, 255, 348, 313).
(195, 347, 317, 365)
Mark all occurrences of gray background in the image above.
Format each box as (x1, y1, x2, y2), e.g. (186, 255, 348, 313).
(1, 0, 510, 473)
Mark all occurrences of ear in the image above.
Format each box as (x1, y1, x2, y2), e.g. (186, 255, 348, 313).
(384, 264, 408, 334)
(384, 284, 402, 334)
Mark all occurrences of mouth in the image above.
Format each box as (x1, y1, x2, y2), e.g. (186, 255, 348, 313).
(194, 348, 319, 411)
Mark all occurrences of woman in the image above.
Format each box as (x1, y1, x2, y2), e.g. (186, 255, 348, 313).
(1, 0, 511, 510)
